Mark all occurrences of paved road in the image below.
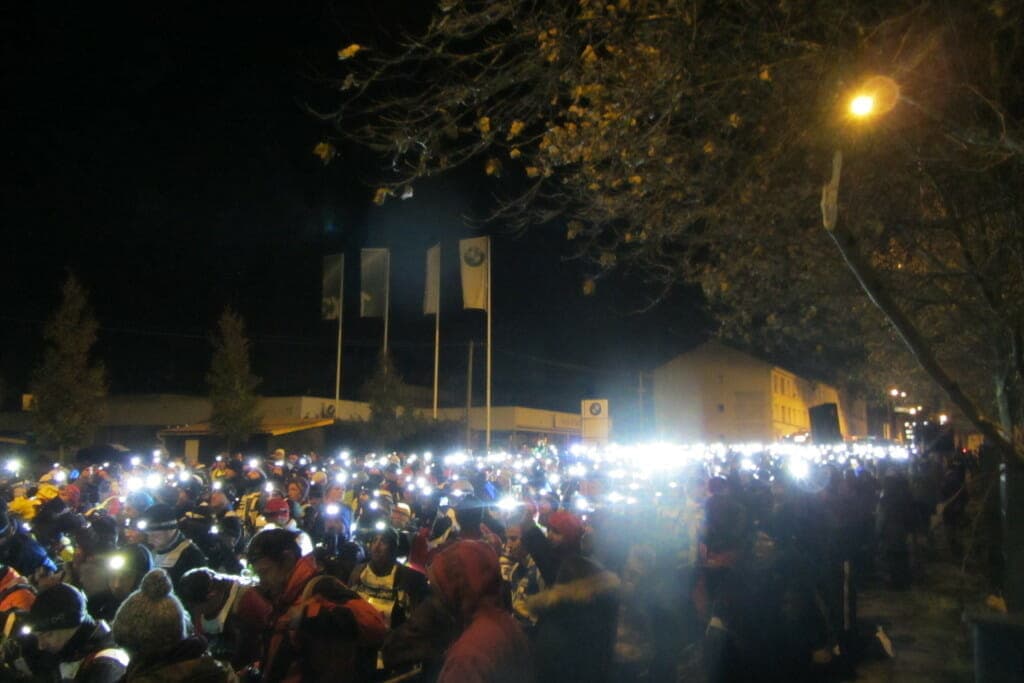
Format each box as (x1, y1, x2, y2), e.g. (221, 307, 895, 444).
(855, 559, 978, 682)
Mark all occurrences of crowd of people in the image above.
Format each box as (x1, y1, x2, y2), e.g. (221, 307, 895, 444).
(0, 439, 977, 682)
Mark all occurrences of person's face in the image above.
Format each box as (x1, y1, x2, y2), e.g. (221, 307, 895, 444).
(369, 535, 394, 567)
(58, 490, 75, 506)
(146, 528, 177, 550)
(267, 512, 289, 527)
(326, 487, 345, 504)
(210, 492, 229, 512)
(287, 484, 301, 502)
(123, 528, 146, 545)
(547, 529, 565, 548)
(36, 627, 77, 654)
(252, 556, 294, 600)
(390, 510, 409, 528)
(505, 525, 526, 561)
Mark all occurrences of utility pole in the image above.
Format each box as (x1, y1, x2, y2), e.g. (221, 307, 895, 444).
(465, 339, 475, 451)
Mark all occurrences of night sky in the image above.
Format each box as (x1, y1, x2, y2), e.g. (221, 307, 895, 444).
(1, 2, 708, 425)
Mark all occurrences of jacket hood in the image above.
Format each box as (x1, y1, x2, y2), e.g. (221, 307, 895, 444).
(428, 541, 501, 622)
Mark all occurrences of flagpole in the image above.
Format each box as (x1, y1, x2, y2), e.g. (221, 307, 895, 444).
(383, 250, 390, 357)
(334, 259, 344, 402)
(432, 247, 441, 419)
(485, 238, 492, 451)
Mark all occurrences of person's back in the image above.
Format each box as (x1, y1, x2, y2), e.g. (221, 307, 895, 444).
(431, 541, 532, 683)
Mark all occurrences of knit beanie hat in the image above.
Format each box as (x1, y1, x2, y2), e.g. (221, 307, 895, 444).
(29, 583, 91, 632)
(112, 568, 190, 656)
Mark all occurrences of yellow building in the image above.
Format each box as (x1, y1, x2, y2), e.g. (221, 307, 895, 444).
(652, 341, 867, 443)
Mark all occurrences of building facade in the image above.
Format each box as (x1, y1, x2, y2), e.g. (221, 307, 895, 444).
(652, 341, 867, 443)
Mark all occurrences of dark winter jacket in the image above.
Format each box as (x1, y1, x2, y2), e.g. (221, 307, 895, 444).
(54, 620, 128, 683)
(521, 529, 620, 683)
(122, 635, 236, 683)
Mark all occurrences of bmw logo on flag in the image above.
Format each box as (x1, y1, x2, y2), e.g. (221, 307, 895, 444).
(463, 246, 486, 267)
(589, 402, 603, 416)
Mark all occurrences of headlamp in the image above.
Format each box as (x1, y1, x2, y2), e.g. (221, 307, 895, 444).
(108, 555, 126, 571)
(326, 504, 341, 516)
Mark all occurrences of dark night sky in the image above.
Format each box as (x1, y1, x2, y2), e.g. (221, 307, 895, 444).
(1, 2, 709, 422)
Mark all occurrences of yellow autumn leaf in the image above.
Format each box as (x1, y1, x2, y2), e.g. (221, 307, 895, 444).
(728, 113, 742, 128)
(338, 44, 362, 60)
(373, 187, 393, 205)
(582, 279, 596, 296)
(525, 166, 540, 177)
(582, 45, 598, 64)
(703, 141, 716, 155)
(567, 220, 583, 239)
(759, 67, 772, 82)
(628, 175, 643, 185)
(484, 158, 502, 176)
(507, 120, 525, 140)
(477, 116, 491, 135)
(509, 147, 522, 159)
(312, 141, 336, 164)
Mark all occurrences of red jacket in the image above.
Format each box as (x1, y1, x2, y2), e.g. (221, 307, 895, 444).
(431, 542, 533, 683)
(262, 555, 386, 683)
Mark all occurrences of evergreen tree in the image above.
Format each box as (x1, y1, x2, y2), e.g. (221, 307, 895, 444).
(360, 352, 422, 448)
(207, 307, 261, 451)
(30, 274, 107, 462)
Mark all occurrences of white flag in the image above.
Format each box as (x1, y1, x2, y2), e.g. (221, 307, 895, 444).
(459, 237, 489, 310)
(424, 244, 441, 315)
(360, 248, 389, 318)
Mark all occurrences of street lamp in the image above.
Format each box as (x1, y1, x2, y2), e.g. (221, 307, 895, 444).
(850, 95, 875, 118)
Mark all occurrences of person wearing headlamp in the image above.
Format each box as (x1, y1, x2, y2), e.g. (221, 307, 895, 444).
(136, 504, 206, 590)
(88, 545, 153, 622)
(25, 582, 128, 682)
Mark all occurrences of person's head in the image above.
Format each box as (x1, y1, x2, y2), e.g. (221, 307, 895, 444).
(390, 502, 412, 529)
(368, 528, 399, 570)
(138, 504, 179, 551)
(178, 568, 229, 619)
(247, 528, 301, 600)
(58, 484, 81, 509)
(263, 497, 291, 526)
(504, 523, 527, 562)
(28, 583, 92, 655)
(209, 490, 232, 513)
(286, 480, 306, 503)
(428, 541, 501, 622)
(324, 483, 345, 504)
(454, 495, 483, 531)
(545, 510, 585, 552)
(124, 490, 154, 519)
(112, 569, 190, 657)
(105, 544, 154, 601)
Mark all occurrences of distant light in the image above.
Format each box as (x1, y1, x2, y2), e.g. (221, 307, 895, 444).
(249, 458, 259, 469)
(335, 471, 348, 484)
(369, 501, 379, 510)
(20, 625, 31, 635)
(131, 456, 141, 467)
(54, 471, 67, 483)
(145, 473, 161, 488)
(136, 520, 148, 531)
(264, 482, 274, 493)
(326, 504, 341, 516)
(4, 460, 20, 473)
(850, 94, 875, 117)
(178, 472, 191, 483)
(213, 481, 223, 491)
(374, 520, 386, 532)
(108, 555, 126, 571)
(210, 524, 219, 534)
(939, 414, 948, 425)
(497, 497, 519, 512)
(889, 388, 899, 397)
(788, 458, 810, 480)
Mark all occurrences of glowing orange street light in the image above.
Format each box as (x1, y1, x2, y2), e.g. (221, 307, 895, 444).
(850, 95, 875, 118)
